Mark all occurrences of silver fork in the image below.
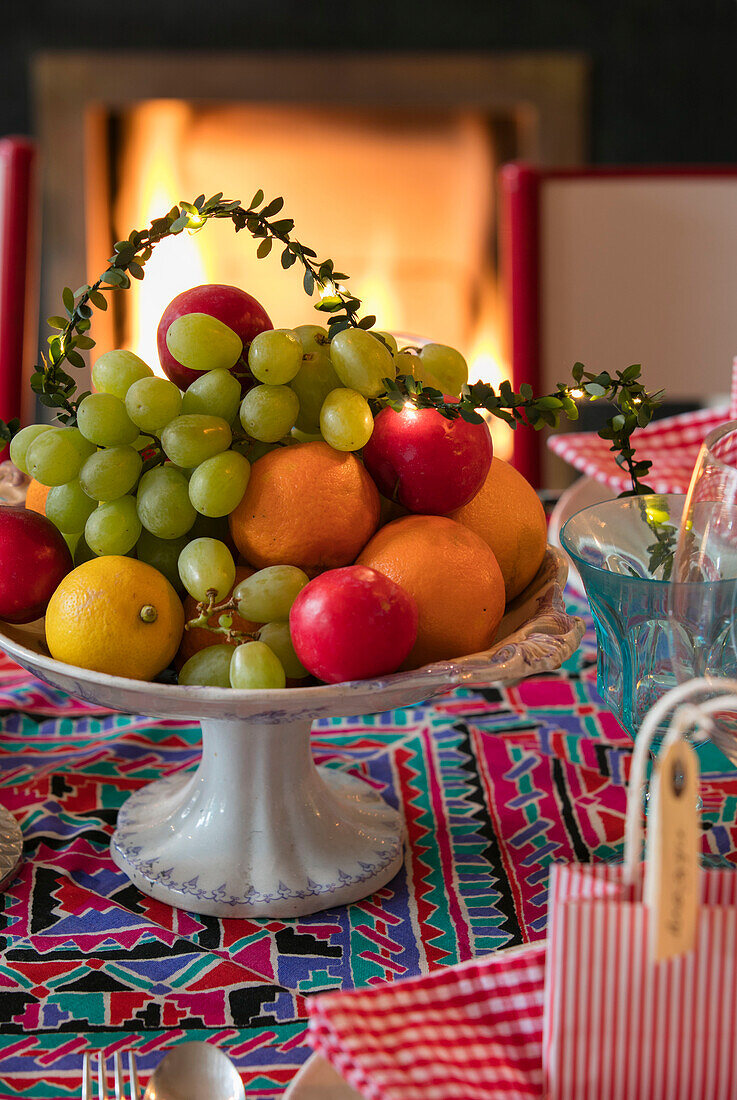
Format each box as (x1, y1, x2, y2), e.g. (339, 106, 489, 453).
(82, 1051, 141, 1100)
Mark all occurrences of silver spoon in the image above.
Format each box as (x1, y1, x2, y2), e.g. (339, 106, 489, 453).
(143, 1041, 245, 1100)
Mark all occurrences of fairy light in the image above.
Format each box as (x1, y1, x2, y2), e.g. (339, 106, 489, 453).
(186, 212, 206, 231)
(319, 280, 337, 299)
(568, 388, 585, 400)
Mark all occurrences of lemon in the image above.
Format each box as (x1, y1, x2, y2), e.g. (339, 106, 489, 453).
(45, 556, 184, 681)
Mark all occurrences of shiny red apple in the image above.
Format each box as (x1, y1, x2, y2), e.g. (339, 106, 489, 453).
(362, 402, 493, 514)
(0, 508, 72, 623)
(157, 284, 273, 392)
(289, 565, 418, 684)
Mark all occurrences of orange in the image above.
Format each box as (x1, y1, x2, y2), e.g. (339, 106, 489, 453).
(450, 457, 547, 602)
(229, 441, 380, 575)
(177, 565, 260, 668)
(357, 514, 505, 669)
(45, 556, 184, 681)
(25, 479, 50, 516)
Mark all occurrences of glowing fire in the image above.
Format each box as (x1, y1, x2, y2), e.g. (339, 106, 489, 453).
(114, 103, 208, 375)
(111, 98, 512, 444)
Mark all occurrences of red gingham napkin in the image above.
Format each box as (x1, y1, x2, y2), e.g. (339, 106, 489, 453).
(307, 943, 547, 1100)
(548, 404, 729, 495)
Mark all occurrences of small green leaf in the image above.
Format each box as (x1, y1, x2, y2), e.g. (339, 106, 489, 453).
(256, 238, 272, 259)
(358, 315, 376, 330)
(62, 287, 75, 313)
(250, 189, 264, 209)
(261, 197, 284, 218)
(74, 335, 96, 350)
(47, 316, 68, 330)
(66, 350, 85, 369)
(585, 382, 607, 397)
(89, 290, 108, 310)
(281, 248, 297, 269)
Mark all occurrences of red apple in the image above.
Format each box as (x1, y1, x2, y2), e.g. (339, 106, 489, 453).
(289, 565, 418, 684)
(0, 508, 72, 623)
(157, 284, 273, 392)
(362, 402, 493, 514)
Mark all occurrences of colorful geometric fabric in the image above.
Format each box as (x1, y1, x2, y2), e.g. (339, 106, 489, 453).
(0, 593, 735, 1098)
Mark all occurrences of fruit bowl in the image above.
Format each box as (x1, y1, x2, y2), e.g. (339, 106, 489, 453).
(0, 546, 582, 918)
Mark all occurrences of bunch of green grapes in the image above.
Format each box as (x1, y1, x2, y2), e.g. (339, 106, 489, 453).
(10, 312, 468, 687)
(179, 564, 310, 689)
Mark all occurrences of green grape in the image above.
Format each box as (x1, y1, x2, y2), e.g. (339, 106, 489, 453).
(374, 331, 398, 354)
(188, 451, 251, 517)
(77, 393, 139, 447)
(161, 414, 232, 467)
(92, 349, 153, 399)
(125, 376, 182, 433)
(319, 388, 374, 451)
(289, 351, 341, 432)
(62, 426, 97, 463)
(62, 532, 81, 557)
(80, 446, 142, 502)
(136, 530, 189, 591)
(137, 466, 196, 539)
(248, 329, 303, 384)
(74, 534, 96, 566)
(179, 644, 234, 688)
(235, 565, 309, 622)
(257, 621, 308, 679)
(181, 368, 241, 422)
(294, 324, 329, 355)
(26, 428, 83, 486)
(85, 496, 141, 556)
(394, 349, 419, 378)
(239, 385, 299, 443)
(291, 427, 323, 443)
(178, 537, 235, 602)
(132, 434, 153, 452)
(166, 313, 242, 372)
(46, 479, 97, 533)
(418, 343, 468, 397)
(329, 327, 394, 398)
(229, 641, 286, 690)
(10, 424, 52, 474)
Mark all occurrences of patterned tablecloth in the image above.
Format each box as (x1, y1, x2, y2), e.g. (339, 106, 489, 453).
(1, 591, 736, 1099)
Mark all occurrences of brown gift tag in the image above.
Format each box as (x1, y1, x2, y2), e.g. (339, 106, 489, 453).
(644, 736, 701, 963)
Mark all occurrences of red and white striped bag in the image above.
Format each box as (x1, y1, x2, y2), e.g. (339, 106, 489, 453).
(543, 682, 737, 1100)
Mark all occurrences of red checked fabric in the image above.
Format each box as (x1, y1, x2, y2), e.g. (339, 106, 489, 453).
(308, 943, 547, 1100)
(548, 405, 730, 495)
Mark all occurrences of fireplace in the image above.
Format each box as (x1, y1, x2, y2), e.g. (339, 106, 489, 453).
(32, 51, 587, 464)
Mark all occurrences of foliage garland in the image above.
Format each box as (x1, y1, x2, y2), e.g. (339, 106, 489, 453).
(2, 191, 663, 495)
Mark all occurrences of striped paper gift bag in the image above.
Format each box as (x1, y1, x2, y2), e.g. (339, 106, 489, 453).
(543, 681, 737, 1100)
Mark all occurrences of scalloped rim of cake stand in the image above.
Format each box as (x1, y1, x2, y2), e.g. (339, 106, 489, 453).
(0, 547, 583, 722)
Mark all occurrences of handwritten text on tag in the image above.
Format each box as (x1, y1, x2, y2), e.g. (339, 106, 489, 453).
(644, 736, 700, 963)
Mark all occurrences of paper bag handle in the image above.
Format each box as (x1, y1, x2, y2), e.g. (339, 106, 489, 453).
(623, 677, 737, 885)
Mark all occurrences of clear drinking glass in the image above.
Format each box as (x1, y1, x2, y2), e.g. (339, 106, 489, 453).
(670, 420, 737, 765)
(561, 494, 737, 742)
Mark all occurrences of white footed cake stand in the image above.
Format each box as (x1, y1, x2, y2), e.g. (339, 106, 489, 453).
(0, 548, 583, 919)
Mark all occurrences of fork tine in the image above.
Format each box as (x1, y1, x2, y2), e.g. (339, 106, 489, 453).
(97, 1051, 110, 1100)
(82, 1052, 93, 1100)
(128, 1051, 141, 1100)
(113, 1051, 124, 1100)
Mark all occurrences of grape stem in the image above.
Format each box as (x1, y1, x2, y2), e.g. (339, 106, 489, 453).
(9, 191, 662, 496)
(185, 593, 260, 645)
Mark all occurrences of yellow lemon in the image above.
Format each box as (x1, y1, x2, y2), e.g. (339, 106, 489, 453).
(45, 556, 184, 681)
